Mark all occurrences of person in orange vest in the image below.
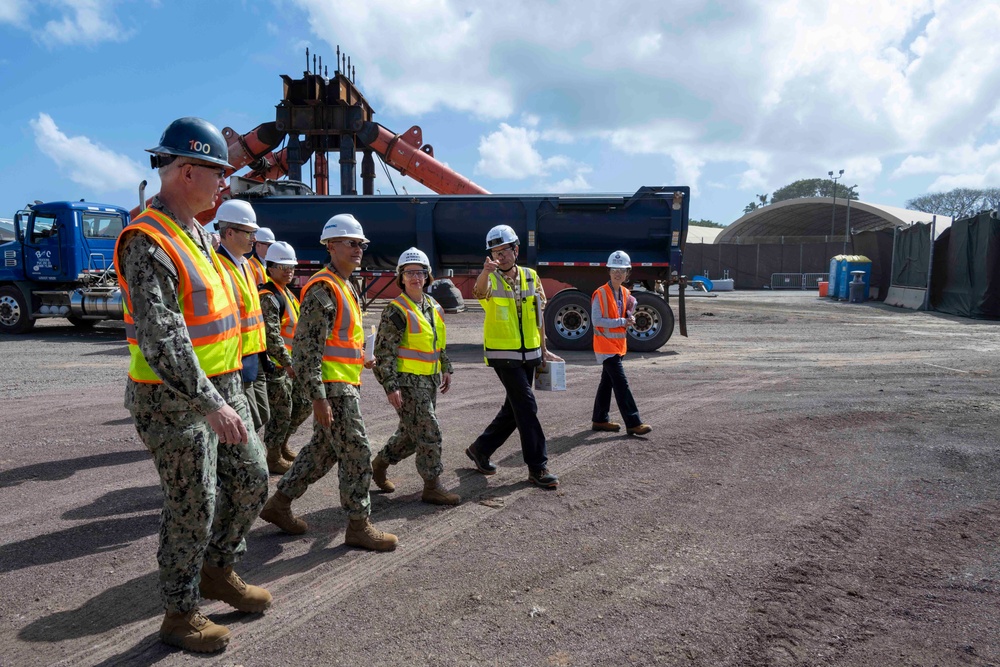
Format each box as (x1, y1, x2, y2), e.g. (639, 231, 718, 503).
(591, 250, 652, 436)
(370, 247, 460, 505)
(114, 117, 270, 654)
(213, 200, 270, 438)
(259, 214, 398, 551)
(246, 226, 273, 287)
(258, 241, 310, 472)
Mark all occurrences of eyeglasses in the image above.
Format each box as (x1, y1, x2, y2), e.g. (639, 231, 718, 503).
(332, 239, 369, 250)
(187, 163, 227, 180)
(229, 228, 255, 237)
(490, 245, 515, 258)
(609, 268, 628, 274)
(402, 269, 427, 278)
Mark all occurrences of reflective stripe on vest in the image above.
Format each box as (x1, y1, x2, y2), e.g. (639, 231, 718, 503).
(301, 267, 364, 385)
(482, 266, 541, 364)
(114, 208, 242, 383)
(218, 253, 267, 356)
(389, 293, 446, 375)
(593, 283, 630, 356)
(248, 255, 267, 287)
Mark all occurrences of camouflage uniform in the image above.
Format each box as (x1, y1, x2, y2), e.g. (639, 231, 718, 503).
(372, 299, 454, 481)
(274, 268, 373, 520)
(120, 197, 268, 614)
(260, 289, 310, 457)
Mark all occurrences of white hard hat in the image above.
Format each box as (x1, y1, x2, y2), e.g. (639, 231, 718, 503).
(396, 247, 431, 273)
(255, 227, 275, 244)
(607, 250, 632, 269)
(213, 199, 259, 230)
(265, 241, 297, 266)
(486, 224, 518, 250)
(320, 213, 369, 245)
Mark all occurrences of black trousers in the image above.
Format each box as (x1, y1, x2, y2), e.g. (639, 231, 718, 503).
(471, 365, 547, 470)
(592, 355, 641, 428)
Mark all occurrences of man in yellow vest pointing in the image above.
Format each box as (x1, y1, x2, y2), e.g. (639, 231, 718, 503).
(115, 117, 270, 653)
(260, 213, 398, 551)
(466, 224, 563, 489)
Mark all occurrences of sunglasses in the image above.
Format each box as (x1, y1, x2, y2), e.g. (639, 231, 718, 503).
(332, 239, 369, 250)
(188, 163, 227, 179)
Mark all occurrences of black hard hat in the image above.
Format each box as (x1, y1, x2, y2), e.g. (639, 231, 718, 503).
(146, 117, 231, 168)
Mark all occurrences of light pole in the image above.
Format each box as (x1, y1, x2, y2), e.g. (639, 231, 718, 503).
(828, 169, 844, 238)
(843, 184, 857, 252)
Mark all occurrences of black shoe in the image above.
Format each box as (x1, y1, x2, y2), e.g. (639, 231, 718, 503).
(465, 446, 497, 475)
(528, 467, 559, 489)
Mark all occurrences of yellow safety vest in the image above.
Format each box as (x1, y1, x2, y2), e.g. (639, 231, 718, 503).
(480, 266, 541, 365)
(300, 267, 364, 385)
(218, 251, 267, 356)
(115, 209, 241, 383)
(389, 293, 446, 375)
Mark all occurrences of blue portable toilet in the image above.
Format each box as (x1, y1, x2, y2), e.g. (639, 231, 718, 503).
(834, 255, 871, 300)
(828, 255, 845, 299)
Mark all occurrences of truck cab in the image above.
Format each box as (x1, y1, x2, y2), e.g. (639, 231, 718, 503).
(0, 201, 129, 333)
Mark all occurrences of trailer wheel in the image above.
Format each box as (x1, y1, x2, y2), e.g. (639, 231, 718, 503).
(545, 290, 592, 351)
(627, 292, 673, 352)
(0, 285, 35, 334)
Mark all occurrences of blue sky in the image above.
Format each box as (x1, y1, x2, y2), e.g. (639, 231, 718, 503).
(1, 0, 998, 225)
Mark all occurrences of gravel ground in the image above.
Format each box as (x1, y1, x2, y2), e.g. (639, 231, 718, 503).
(0, 291, 998, 667)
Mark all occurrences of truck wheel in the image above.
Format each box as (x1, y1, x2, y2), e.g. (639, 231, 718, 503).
(545, 290, 592, 351)
(627, 292, 674, 352)
(0, 285, 35, 334)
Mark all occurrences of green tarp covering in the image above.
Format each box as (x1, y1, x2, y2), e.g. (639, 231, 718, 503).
(932, 211, 1000, 318)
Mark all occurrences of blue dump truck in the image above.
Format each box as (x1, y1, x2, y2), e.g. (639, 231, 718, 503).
(0, 187, 688, 352)
(0, 201, 130, 333)
(244, 184, 689, 352)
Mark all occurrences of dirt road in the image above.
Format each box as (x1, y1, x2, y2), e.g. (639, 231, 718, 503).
(0, 292, 997, 666)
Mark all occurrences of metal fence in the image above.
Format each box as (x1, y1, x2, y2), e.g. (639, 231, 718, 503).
(771, 272, 828, 290)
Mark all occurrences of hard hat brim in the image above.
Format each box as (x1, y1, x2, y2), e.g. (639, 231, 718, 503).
(146, 146, 233, 169)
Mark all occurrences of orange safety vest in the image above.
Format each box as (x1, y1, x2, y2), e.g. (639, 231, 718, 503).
(300, 267, 364, 385)
(218, 251, 267, 356)
(247, 254, 267, 287)
(259, 282, 300, 359)
(115, 208, 242, 383)
(592, 282, 630, 357)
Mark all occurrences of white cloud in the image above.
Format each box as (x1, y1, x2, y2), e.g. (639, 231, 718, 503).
(290, 0, 1000, 202)
(0, 0, 30, 25)
(474, 122, 585, 182)
(31, 113, 146, 193)
(2, 0, 131, 46)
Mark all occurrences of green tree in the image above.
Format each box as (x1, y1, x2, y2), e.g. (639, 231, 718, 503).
(690, 218, 725, 228)
(771, 178, 860, 203)
(743, 202, 758, 214)
(906, 188, 988, 219)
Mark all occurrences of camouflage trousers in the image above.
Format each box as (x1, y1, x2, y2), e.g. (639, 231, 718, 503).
(263, 373, 311, 456)
(276, 390, 372, 520)
(244, 371, 270, 432)
(130, 391, 268, 614)
(377, 385, 444, 481)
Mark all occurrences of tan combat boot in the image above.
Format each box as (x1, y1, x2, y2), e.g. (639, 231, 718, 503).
(266, 449, 291, 475)
(371, 454, 395, 492)
(345, 517, 398, 551)
(259, 491, 308, 534)
(280, 442, 297, 461)
(421, 477, 461, 505)
(160, 609, 230, 653)
(200, 565, 272, 613)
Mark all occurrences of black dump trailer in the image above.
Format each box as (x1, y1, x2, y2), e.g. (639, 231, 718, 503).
(245, 185, 689, 352)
